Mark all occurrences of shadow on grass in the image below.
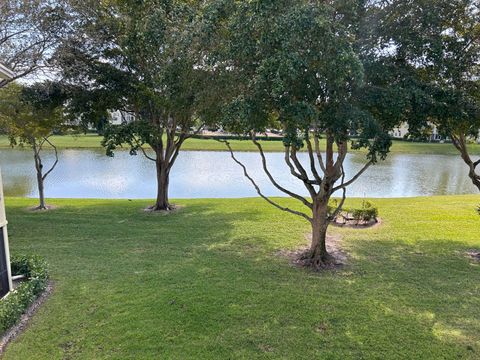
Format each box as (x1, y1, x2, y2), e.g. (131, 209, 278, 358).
(3, 199, 479, 359)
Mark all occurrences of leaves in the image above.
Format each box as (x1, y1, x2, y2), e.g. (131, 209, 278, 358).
(0, 82, 65, 146)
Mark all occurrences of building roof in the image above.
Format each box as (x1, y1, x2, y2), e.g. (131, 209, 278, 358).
(0, 63, 15, 80)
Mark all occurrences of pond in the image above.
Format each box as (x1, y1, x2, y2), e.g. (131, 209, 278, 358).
(0, 149, 477, 199)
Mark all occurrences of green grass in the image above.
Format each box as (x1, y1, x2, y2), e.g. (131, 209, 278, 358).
(1, 134, 480, 155)
(2, 195, 479, 359)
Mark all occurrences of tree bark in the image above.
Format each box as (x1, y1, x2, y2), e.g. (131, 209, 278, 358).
(36, 166, 46, 209)
(307, 198, 335, 268)
(152, 158, 171, 211)
(32, 141, 47, 210)
(451, 133, 480, 191)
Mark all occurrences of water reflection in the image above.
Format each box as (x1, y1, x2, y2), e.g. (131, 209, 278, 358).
(0, 149, 477, 199)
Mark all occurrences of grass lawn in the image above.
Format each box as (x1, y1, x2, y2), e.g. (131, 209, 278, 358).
(1, 133, 480, 155)
(2, 195, 479, 359)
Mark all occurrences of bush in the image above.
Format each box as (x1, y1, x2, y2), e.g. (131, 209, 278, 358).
(0, 255, 49, 335)
(328, 200, 379, 225)
(350, 201, 379, 223)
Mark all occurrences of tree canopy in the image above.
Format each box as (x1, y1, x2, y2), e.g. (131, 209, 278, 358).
(369, 0, 480, 189)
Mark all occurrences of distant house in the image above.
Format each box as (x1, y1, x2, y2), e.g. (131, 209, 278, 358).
(390, 121, 480, 143)
(390, 123, 409, 139)
(390, 122, 443, 142)
(70, 110, 135, 130)
(109, 110, 135, 125)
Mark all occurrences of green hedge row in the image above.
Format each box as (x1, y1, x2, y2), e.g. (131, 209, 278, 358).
(0, 255, 49, 335)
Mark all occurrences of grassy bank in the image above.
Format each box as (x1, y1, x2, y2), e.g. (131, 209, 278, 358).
(2, 195, 479, 359)
(1, 134, 480, 155)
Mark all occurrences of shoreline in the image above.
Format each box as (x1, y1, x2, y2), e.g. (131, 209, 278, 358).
(1, 134, 479, 155)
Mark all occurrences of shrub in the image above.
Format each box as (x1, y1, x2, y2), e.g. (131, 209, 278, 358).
(0, 255, 49, 335)
(328, 199, 379, 225)
(351, 201, 379, 223)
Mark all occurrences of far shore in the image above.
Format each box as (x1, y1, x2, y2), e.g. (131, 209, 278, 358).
(1, 134, 479, 155)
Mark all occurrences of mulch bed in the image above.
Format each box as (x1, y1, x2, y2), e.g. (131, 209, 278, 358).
(330, 217, 381, 229)
(278, 233, 348, 271)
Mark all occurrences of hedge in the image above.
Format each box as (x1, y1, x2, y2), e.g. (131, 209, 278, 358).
(0, 255, 49, 335)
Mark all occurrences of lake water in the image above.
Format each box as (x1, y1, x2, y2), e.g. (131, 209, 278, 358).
(0, 149, 477, 199)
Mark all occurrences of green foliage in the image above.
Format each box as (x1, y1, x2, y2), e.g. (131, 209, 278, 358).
(328, 199, 379, 224)
(0, 255, 49, 335)
(0, 82, 66, 146)
(57, 0, 213, 150)
(349, 201, 379, 223)
(207, 0, 400, 161)
(370, 0, 480, 138)
(10, 255, 49, 296)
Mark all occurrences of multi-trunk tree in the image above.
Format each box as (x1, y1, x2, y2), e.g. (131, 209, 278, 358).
(56, 0, 214, 211)
(0, 82, 65, 209)
(371, 0, 480, 191)
(205, 0, 402, 268)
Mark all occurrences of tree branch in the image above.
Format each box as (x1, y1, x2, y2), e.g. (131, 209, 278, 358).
(290, 146, 318, 197)
(41, 136, 59, 180)
(329, 166, 347, 221)
(284, 146, 308, 181)
(133, 136, 156, 161)
(139, 145, 156, 162)
(221, 140, 312, 222)
(332, 160, 373, 192)
(305, 136, 323, 183)
(251, 136, 313, 209)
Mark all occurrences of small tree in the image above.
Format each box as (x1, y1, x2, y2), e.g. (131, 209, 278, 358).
(0, 82, 65, 209)
(207, 0, 400, 268)
(56, 0, 212, 211)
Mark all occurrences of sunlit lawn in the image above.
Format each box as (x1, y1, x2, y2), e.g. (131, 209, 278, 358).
(1, 134, 479, 155)
(2, 195, 479, 359)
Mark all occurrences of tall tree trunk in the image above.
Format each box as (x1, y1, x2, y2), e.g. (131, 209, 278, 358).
(308, 198, 334, 268)
(153, 159, 171, 211)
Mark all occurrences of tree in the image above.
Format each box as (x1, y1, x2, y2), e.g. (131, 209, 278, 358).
(55, 0, 214, 211)
(0, 0, 67, 86)
(370, 0, 480, 191)
(205, 0, 401, 268)
(0, 82, 65, 209)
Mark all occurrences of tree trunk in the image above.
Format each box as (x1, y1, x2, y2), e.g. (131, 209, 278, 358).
(36, 170, 46, 209)
(308, 199, 335, 268)
(153, 159, 171, 211)
(451, 133, 480, 192)
(32, 144, 47, 210)
(468, 169, 480, 192)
